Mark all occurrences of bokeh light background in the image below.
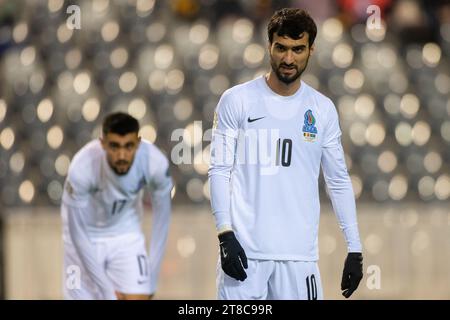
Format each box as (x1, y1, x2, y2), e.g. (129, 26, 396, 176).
(0, 0, 449, 299)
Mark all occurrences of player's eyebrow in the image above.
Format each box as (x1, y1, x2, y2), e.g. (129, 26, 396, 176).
(274, 43, 307, 50)
(293, 45, 306, 50)
(109, 141, 136, 148)
(274, 42, 286, 49)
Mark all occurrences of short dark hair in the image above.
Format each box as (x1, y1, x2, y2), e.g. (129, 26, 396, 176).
(268, 8, 317, 47)
(102, 112, 139, 136)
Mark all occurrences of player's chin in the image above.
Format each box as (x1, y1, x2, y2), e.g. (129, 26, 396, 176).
(114, 165, 130, 175)
(278, 73, 299, 84)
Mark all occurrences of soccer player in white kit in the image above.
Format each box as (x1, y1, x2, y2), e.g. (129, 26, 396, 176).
(208, 8, 363, 300)
(61, 113, 172, 300)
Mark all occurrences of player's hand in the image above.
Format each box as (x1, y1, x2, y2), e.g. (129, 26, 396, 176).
(341, 252, 363, 298)
(218, 231, 248, 281)
(115, 291, 124, 300)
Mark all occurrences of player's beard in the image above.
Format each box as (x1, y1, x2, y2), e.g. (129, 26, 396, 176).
(111, 159, 132, 175)
(270, 55, 309, 85)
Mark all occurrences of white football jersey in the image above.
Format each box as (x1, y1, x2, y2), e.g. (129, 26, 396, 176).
(209, 76, 362, 261)
(62, 139, 172, 239)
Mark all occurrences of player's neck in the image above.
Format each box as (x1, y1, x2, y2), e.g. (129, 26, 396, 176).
(265, 72, 301, 97)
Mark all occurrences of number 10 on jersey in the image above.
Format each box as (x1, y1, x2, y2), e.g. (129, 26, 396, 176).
(275, 138, 292, 167)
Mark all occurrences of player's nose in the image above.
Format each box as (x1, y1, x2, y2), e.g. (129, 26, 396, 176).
(118, 149, 126, 160)
(283, 50, 295, 64)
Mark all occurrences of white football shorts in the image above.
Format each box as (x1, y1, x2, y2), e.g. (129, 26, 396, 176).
(63, 232, 151, 299)
(217, 258, 323, 300)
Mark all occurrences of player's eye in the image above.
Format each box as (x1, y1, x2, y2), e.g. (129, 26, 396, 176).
(293, 47, 304, 53)
(275, 44, 286, 51)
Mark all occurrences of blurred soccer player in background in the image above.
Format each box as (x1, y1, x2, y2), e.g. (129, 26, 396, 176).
(209, 8, 363, 300)
(61, 112, 172, 300)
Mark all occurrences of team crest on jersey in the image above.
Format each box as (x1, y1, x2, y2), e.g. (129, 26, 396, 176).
(302, 109, 318, 142)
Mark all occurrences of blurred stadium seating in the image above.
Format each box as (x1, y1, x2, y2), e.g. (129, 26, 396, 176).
(0, 0, 448, 207)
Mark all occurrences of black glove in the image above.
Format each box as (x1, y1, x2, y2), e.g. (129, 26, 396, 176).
(218, 231, 248, 281)
(341, 252, 363, 298)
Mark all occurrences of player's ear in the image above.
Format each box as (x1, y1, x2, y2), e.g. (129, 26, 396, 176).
(309, 43, 315, 56)
(100, 136, 106, 149)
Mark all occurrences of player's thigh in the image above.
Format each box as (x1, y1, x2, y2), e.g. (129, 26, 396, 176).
(268, 261, 323, 300)
(117, 293, 153, 300)
(106, 233, 151, 295)
(63, 240, 104, 300)
(217, 258, 273, 300)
